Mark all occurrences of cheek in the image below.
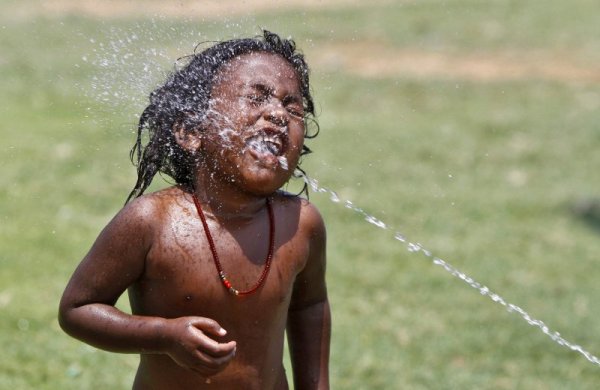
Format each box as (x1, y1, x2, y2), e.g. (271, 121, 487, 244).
(208, 99, 250, 129)
(204, 110, 248, 151)
(288, 125, 305, 153)
(217, 128, 240, 150)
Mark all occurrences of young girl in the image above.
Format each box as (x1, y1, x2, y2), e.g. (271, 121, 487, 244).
(59, 31, 330, 389)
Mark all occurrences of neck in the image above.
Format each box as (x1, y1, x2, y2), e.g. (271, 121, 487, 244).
(190, 170, 268, 221)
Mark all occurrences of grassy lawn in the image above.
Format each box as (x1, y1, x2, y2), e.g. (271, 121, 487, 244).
(1, 1, 599, 388)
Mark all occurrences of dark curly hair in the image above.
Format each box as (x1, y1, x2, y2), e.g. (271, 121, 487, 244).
(126, 30, 318, 203)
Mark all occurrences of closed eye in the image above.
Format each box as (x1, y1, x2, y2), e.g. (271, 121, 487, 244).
(283, 96, 304, 118)
(285, 104, 304, 118)
(246, 84, 272, 106)
(246, 92, 268, 105)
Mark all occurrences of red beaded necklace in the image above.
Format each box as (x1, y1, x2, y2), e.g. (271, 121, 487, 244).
(191, 194, 275, 296)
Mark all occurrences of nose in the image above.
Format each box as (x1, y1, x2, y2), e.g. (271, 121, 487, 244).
(263, 102, 288, 128)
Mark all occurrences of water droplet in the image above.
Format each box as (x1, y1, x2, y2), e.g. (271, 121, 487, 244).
(365, 215, 387, 229)
(329, 191, 340, 203)
(394, 232, 406, 242)
(407, 242, 421, 253)
(66, 363, 82, 378)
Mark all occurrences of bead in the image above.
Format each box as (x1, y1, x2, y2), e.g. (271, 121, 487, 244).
(193, 194, 275, 296)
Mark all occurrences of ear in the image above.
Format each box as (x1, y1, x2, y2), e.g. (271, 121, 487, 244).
(173, 118, 202, 154)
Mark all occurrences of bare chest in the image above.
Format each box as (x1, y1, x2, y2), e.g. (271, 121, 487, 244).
(128, 208, 309, 322)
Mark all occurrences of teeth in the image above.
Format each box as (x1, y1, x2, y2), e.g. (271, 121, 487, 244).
(247, 134, 282, 155)
(261, 135, 281, 148)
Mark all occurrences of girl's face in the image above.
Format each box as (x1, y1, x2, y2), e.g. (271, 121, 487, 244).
(199, 52, 306, 196)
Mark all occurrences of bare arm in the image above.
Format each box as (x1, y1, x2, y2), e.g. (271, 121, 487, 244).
(287, 202, 330, 390)
(59, 197, 160, 352)
(58, 196, 236, 375)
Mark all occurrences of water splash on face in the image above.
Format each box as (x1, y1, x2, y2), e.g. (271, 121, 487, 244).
(298, 171, 600, 368)
(218, 128, 236, 147)
(277, 156, 289, 170)
(203, 108, 289, 170)
(83, 24, 296, 177)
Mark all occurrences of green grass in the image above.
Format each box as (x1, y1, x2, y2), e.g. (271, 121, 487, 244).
(1, 1, 599, 388)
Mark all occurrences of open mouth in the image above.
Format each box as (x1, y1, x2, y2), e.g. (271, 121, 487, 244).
(246, 133, 284, 157)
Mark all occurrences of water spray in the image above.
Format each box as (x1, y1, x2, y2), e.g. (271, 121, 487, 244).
(299, 171, 600, 367)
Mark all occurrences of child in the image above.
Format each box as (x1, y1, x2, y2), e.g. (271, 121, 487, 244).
(59, 30, 330, 389)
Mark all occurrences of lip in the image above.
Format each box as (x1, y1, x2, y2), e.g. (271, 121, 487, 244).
(244, 125, 288, 157)
(247, 146, 279, 167)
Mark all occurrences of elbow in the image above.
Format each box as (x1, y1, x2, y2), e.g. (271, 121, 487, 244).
(57, 303, 72, 335)
(58, 310, 72, 335)
(57, 295, 79, 337)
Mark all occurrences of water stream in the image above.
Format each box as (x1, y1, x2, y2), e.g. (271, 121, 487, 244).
(299, 172, 600, 367)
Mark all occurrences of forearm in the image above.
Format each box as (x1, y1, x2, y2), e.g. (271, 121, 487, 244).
(59, 303, 169, 354)
(287, 299, 331, 390)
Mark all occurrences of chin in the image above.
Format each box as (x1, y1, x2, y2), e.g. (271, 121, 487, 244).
(243, 180, 284, 197)
(239, 171, 290, 196)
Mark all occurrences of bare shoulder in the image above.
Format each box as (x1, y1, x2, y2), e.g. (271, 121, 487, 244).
(273, 192, 325, 239)
(112, 186, 187, 238)
(300, 198, 326, 238)
(123, 186, 186, 217)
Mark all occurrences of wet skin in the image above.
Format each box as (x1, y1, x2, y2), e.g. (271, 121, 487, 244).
(59, 53, 330, 389)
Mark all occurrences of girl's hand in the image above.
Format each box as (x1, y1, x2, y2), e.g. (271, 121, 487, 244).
(164, 317, 237, 376)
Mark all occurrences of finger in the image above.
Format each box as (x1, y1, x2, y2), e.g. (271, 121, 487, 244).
(187, 318, 237, 356)
(189, 317, 227, 337)
(185, 324, 236, 357)
(195, 333, 237, 358)
(210, 346, 237, 365)
(193, 348, 236, 371)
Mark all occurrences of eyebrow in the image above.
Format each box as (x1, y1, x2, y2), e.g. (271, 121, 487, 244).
(248, 82, 302, 103)
(282, 94, 302, 105)
(248, 83, 274, 95)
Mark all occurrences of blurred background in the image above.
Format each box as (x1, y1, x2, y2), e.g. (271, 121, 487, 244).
(1, 0, 599, 388)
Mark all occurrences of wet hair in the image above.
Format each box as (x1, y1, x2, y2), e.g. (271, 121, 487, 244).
(126, 30, 318, 203)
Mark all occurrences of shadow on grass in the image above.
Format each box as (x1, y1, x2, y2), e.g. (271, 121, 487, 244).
(571, 199, 600, 234)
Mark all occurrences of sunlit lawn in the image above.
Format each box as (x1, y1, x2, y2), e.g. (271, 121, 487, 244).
(1, 1, 599, 388)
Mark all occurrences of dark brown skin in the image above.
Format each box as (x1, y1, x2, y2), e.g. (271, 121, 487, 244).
(59, 52, 330, 389)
